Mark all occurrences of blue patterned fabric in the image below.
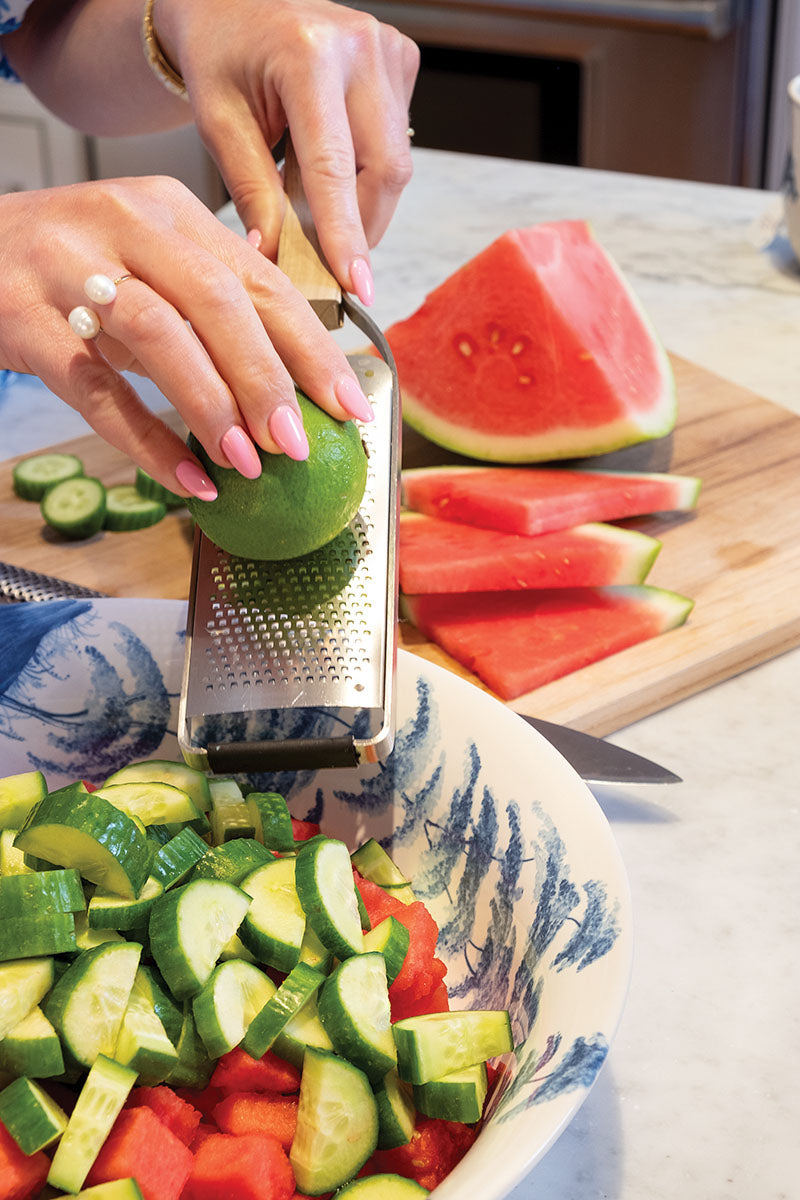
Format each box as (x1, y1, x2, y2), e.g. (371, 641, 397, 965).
(0, 0, 33, 80)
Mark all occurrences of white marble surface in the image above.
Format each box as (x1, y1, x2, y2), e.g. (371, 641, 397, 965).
(2, 149, 799, 1198)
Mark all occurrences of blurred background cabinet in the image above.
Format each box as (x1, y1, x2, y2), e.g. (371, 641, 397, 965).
(1, 0, 798, 197)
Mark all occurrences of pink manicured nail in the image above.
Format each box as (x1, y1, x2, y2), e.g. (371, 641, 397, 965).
(246, 228, 262, 250)
(221, 425, 262, 479)
(176, 459, 218, 501)
(269, 405, 309, 460)
(335, 376, 374, 422)
(349, 257, 375, 307)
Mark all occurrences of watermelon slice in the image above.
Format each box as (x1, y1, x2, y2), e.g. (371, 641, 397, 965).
(401, 586, 693, 700)
(401, 466, 701, 536)
(387, 221, 675, 460)
(399, 511, 661, 593)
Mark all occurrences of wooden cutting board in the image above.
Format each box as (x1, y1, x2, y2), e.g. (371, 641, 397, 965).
(2, 355, 799, 735)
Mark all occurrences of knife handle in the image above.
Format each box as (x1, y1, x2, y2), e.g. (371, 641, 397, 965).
(277, 137, 343, 331)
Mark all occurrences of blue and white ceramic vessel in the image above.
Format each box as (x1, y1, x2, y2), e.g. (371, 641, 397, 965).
(0, 598, 632, 1198)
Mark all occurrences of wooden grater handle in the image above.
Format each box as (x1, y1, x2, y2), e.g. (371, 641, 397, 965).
(277, 138, 343, 331)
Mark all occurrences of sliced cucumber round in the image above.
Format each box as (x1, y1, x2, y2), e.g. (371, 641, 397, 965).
(103, 484, 166, 531)
(135, 466, 185, 509)
(0, 866, 85, 915)
(295, 837, 364, 960)
(0, 911, 77, 961)
(102, 760, 211, 815)
(0, 768, 47, 829)
(191, 838, 272, 886)
(93, 781, 203, 827)
(41, 476, 106, 539)
(290, 1047, 379, 1195)
(0, 957, 55, 1039)
(13, 452, 83, 500)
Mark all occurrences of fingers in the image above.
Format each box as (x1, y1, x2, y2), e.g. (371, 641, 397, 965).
(194, 93, 287, 261)
(23, 311, 218, 501)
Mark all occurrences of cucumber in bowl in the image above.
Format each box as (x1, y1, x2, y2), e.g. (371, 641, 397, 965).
(0, 764, 513, 1200)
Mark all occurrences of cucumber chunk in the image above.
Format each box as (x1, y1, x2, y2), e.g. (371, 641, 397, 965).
(103, 484, 166, 531)
(0, 866, 85, 915)
(42, 942, 142, 1069)
(393, 1010, 513, 1085)
(150, 826, 209, 890)
(0, 828, 32, 876)
(246, 791, 295, 851)
(0, 957, 55, 1038)
(13, 452, 83, 500)
(0, 911, 77, 961)
(191, 838, 272, 886)
(375, 1069, 416, 1149)
(15, 784, 152, 899)
(335, 1176, 429, 1198)
(413, 1060, 488, 1123)
(242, 961, 324, 1059)
(0, 1005, 65, 1078)
(295, 837, 364, 961)
(272, 992, 333, 1070)
(351, 838, 410, 888)
(93, 781, 203, 827)
(239, 856, 306, 973)
(362, 916, 410, 986)
(113, 976, 179, 1085)
(103, 760, 211, 815)
(0, 1075, 68, 1154)
(290, 1047, 379, 1195)
(149, 878, 250, 1000)
(165, 1004, 214, 1089)
(88, 876, 163, 931)
(47, 1055, 136, 1193)
(318, 952, 396, 1082)
(76, 1180, 145, 1199)
(192, 958, 276, 1059)
(41, 476, 106, 539)
(0, 769, 47, 829)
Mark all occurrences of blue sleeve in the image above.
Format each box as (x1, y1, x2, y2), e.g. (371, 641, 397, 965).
(1, 0, 35, 81)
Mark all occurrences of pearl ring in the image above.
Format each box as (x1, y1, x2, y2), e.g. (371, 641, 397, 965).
(68, 273, 135, 341)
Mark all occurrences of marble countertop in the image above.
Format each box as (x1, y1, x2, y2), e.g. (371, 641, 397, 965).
(2, 149, 799, 1198)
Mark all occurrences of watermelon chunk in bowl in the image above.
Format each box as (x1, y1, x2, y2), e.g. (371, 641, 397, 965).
(386, 220, 676, 462)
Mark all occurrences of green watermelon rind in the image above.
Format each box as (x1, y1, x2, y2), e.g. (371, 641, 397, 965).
(398, 228, 678, 463)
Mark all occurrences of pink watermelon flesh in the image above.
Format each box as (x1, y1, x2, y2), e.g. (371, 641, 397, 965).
(387, 220, 676, 461)
(401, 586, 693, 700)
(401, 465, 701, 536)
(399, 511, 660, 593)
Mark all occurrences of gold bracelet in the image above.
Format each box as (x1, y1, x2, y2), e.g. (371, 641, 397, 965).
(141, 0, 188, 100)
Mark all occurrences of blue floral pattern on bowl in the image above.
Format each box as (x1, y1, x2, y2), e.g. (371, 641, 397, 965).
(0, 598, 632, 1198)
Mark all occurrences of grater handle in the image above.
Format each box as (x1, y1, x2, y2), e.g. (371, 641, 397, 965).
(207, 736, 358, 773)
(277, 138, 343, 330)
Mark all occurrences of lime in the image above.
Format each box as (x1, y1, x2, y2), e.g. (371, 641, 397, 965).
(186, 391, 368, 560)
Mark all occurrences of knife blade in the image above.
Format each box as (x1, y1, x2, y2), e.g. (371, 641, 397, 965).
(517, 714, 681, 784)
(1, 561, 680, 783)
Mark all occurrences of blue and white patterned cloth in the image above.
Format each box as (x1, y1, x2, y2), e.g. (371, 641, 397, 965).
(0, 0, 33, 80)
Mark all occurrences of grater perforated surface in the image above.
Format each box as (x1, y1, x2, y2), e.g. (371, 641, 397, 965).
(178, 345, 398, 770)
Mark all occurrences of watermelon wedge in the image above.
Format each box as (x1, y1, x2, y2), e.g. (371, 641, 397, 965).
(399, 512, 660, 593)
(401, 587, 693, 700)
(401, 466, 701, 536)
(387, 221, 675, 461)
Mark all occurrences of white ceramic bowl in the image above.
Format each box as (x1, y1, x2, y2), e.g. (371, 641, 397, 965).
(0, 598, 632, 1198)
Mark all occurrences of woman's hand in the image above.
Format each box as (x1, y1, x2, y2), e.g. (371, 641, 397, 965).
(0, 177, 375, 499)
(156, 0, 420, 303)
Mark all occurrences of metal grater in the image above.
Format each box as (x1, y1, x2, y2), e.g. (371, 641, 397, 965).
(178, 291, 400, 775)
